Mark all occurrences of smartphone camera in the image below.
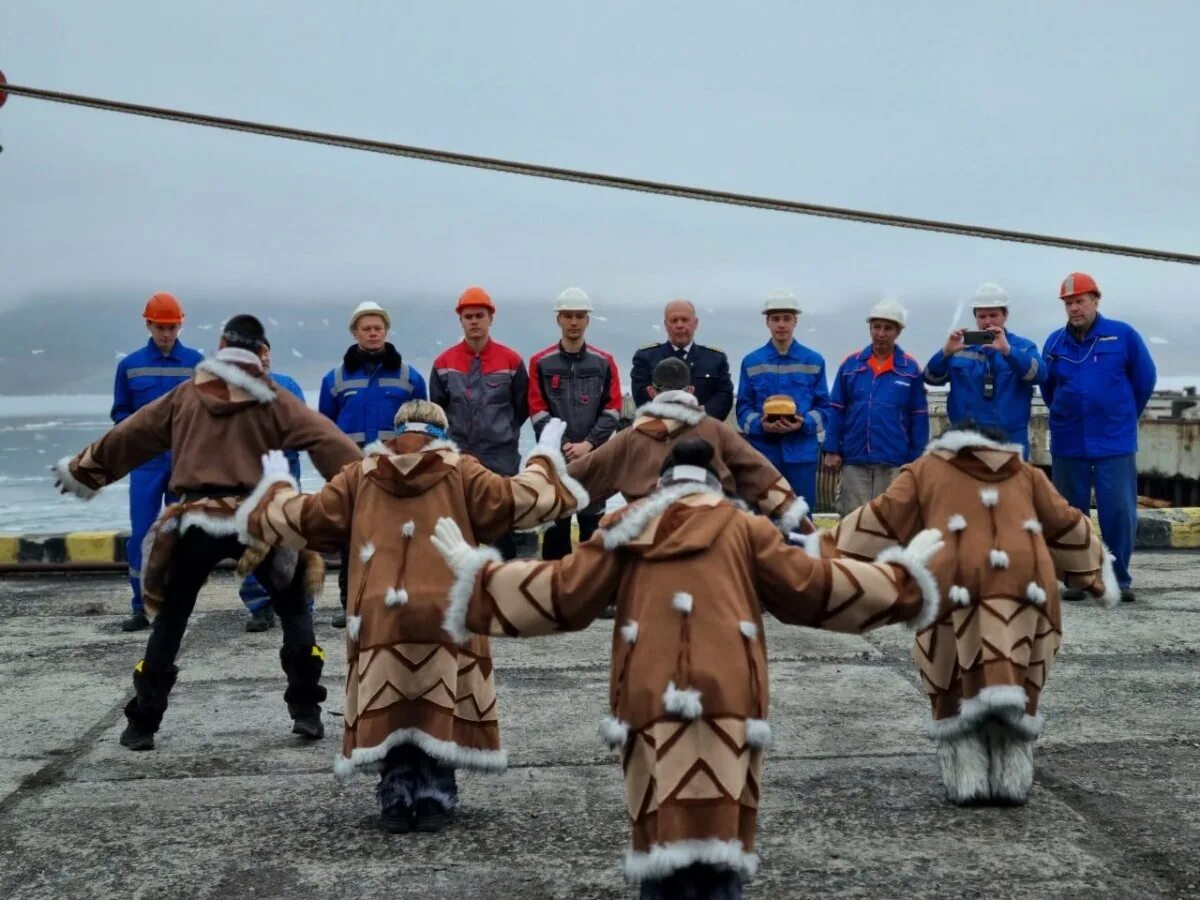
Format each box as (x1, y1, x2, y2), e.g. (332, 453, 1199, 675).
(963, 331, 996, 345)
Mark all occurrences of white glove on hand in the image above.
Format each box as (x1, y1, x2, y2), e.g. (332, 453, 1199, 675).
(431, 517, 473, 571)
(536, 418, 567, 456)
(903, 528, 945, 568)
(261, 450, 290, 479)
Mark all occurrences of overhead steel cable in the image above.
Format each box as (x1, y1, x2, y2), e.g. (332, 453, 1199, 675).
(2, 80, 1197, 265)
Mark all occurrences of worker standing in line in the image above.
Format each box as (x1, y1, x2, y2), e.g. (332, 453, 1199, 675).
(112, 292, 203, 632)
(527, 287, 623, 559)
(924, 283, 1046, 458)
(631, 299, 734, 420)
(429, 287, 530, 560)
(736, 289, 830, 505)
(1042, 272, 1156, 603)
(823, 299, 928, 514)
(319, 301, 427, 627)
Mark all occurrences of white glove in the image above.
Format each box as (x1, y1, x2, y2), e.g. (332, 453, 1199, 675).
(903, 528, 945, 568)
(261, 450, 290, 479)
(535, 418, 567, 455)
(431, 517, 473, 571)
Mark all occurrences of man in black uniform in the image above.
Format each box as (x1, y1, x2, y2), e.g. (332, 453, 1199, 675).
(630, 299, 733, 420)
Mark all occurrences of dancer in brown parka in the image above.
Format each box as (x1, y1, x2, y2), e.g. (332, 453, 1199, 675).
(814, 424, 1119, 806)
(431, 438, 946, 898)
(237, 400, 586, 833)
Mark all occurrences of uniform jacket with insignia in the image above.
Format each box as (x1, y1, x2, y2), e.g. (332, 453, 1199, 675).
(631, 341, 734, 421)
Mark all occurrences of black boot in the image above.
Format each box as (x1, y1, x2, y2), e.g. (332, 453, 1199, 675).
(121, 612, 150, 632)
(280, 644, 328, 739)
(245, 606, 276, 632)
(119, 661, 179, 751)
(414, 751, 458, 832)
(376, 744, 421, 833)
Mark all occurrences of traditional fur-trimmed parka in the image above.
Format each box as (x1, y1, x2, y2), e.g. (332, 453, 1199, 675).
(566, 389, 810, 533)
(439, 478, 942, 883)
(237, 434, 588, 776)
(816, 428, 1119, 801)
(54, 347, 362, 618)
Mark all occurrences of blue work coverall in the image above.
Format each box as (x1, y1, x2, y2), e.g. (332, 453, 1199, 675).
(1042, 314, 1156, 588)
(736, 340, 830, 505)
(111, 338, 203, 613)
(824, 347, 929, 466)
(924, 330, 1046, 456)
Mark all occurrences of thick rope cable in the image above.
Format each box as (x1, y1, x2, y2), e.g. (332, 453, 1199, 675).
(2, 82, 1197, 265)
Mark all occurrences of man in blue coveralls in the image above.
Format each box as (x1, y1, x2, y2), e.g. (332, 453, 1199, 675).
(239, 337, 307, 632)
(112, 292, 203, 631)
(736, 289, 830, 505)
(319, 300, 427, 627)
(924, 283, 1047, 457)
(1043, 272, 1156, 603)
(824, 299, 929, 515)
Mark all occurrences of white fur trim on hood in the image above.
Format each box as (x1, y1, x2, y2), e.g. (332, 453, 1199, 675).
(624, 839, 759, 883)
(598, 716, 631, 749)
(875, 544, 942, 631)
(333, 725, 508, 777)
(777, 495, 810, 537)
(663, 683, 703, 720)
(745, 718, 772, 749)
(442, 544, 505, 644)
(233, 469, 299, 543)
(925, 429, 1024, 456)
(522, 443, 591, 512)
(636, 390, 705, 426)
(601, 481, 719, 550)
(52, 455, 99, 500)
(196, 351, 276, 404)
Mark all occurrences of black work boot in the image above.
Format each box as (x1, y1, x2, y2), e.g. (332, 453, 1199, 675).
(1061, 588, 1087, 602)
(121, 612, 150, 632)
(245, 606, 276, 633)
(1120, 587, 1137, 603)
(377, 745, 421, 833)
(280, 644, 327, 739)
(414, 753, 458, 832)
(119, 661, 179, 751)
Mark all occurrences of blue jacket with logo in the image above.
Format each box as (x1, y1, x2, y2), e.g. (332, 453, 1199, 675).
(824, 346, 928, 467)
(924, 330, 1046, 455)
(318, 344, 427, 446)
(736, 340, 830, 463)
(1041, 314, 1156, 459)
(111, 338, 204, 470)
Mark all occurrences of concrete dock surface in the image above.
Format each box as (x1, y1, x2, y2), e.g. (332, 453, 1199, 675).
(1, 551, 1197, 899)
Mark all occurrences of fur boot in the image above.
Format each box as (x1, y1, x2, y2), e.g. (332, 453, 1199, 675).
(985, 720, 1034, 805)
(937, 729, 990, 805)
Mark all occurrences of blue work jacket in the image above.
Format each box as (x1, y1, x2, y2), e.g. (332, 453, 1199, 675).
(825, 346, 929, 467)
(1041, 314, 1156, 459)
(111, 338, 203, 470)
(736, 340, 830, 463)
(318, 344, 428, 446)
(270, 372, 306, 479)
(924, 330, 1046, 455)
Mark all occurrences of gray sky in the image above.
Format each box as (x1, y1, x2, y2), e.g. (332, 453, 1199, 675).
(1, 1, 1198, 321)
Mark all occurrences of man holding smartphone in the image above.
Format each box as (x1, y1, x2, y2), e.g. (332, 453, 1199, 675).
(736, 290, 830, 505)
(924, 283, 1046, 457)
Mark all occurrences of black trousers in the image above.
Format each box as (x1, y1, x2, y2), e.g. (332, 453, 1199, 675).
(541, 511, 603, 561)
(144, 528, 316, 671)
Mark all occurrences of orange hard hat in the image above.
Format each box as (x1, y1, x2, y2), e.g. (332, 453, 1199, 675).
(1059, 272, 1101, 300)
(142, 292, 185, 324)
(455, 286, 495, 315)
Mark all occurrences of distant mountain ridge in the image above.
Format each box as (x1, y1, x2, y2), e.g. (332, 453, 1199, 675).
(0, 291, 1193, 395)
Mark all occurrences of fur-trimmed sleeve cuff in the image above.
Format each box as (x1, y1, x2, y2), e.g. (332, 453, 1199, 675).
(875, 544, 941, 632)
(523, 444, 591, 511)
(233, 471, 299, 544)
(777, 495, 810, 537)
(52, 455, 99, 500)
(443, 544, 505, 644)
(1094, 547, 1121, 610)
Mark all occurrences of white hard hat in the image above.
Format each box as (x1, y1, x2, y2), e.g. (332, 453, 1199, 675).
(971, 282, 1009, 310)
(866, 299, 907, 327)
(554, 286, 593, 312)
(763, 289, 802, 314)
(348, 301, 391, 333)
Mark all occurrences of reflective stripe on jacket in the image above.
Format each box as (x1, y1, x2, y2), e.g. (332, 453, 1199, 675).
(318, 350, 427, 446)
(112, 338, 203, 470)
(736, 340, 830, 464)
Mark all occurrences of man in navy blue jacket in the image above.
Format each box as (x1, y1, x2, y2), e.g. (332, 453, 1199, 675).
(1042, 272, 1156, 602)
(112, 293, 203, 631)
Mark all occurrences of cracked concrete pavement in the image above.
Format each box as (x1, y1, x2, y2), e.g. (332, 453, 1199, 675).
(1, 551, 1198, 899)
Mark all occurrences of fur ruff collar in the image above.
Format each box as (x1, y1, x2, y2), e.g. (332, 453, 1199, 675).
(636, 390, 705, 426)
(364, 437, 461, 458)
(196, 349, 276, 404)
(601, 481, 721, 550)
(925, 429, 1023, 456)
